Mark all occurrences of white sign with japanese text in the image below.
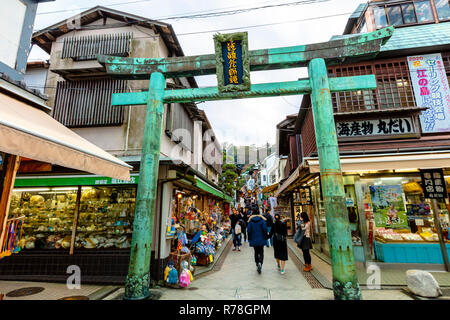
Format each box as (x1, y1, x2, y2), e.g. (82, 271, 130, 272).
(408, 53, 450, 133)
(336, 117, 414, 138)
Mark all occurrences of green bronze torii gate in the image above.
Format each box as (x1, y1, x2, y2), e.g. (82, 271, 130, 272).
(98, 26, 394, 301)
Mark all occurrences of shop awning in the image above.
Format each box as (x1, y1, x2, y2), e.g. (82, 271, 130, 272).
(275, 167, 300, 197)
(195, 176, 234, 203)
(304, 152, 450, 173)
(261, 183, 279, 194)
(0, 93, 132, 180)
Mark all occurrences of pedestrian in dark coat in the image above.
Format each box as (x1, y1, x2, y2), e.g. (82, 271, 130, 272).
(263, 208, 274, 247)
(239, 207, 248, 242)
(247, 211, 268, 274)
(269, 214, 288, 274)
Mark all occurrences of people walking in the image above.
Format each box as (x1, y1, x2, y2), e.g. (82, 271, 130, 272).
(263, 208, 274, 248)
(240, 207, 248, 243)
(246, 205, 268, 274)
(230, 207, 243, 251)
(270, 214, 288, 274)
(298, 212, 313, 272)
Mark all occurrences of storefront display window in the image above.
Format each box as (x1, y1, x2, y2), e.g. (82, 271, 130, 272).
(8, 185, 136, 251)
(435, 0, 450, 20)
(359, 175, 450, 263)
(9, 187, 77, 250)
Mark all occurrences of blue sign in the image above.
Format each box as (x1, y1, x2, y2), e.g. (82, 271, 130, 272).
(221, 39, 244, 86)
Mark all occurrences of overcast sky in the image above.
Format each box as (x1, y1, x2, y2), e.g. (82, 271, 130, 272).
(30, 0, 362, 147)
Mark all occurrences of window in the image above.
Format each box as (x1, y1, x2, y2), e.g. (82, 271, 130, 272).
(53, 79, 127, 127)
(374, 6, 389, 28)
(263, 175, 266, 182)
(165, 103, 194, 151)
(415, 0, 434, 22)
(435, 0, 450, 20)
(387, 5, 404, 26)
(401, 3, 418, 23)
(373, 1, 437, 29)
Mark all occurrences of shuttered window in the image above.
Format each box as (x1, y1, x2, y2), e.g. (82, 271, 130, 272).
(61, 32, 133, 61)
(53, 79, 127, 127)
(165, 103, 194, 151)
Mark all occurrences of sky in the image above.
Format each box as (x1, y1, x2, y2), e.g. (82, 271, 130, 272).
(30, 0, 363, 147)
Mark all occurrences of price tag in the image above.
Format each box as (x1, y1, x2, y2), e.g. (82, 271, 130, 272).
(415, 219, 424, 226)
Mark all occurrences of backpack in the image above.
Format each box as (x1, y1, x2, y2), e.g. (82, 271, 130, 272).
(179, 269, 191, 287)
(235, 223, 242, 235)
(166, 266, 178, 285)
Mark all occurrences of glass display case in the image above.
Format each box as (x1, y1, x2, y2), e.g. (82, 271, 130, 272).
(8, 185, 136, 251)
(8, 187, 78, 250)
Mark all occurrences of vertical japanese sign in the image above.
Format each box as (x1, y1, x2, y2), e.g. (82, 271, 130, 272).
(214, 32, 250, 92)
(420, 168, 447, 199)
(408, 53, 450, 133)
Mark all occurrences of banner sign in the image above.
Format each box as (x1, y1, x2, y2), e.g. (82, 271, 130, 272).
(407, 53, 450, 133)
(14, 174, 139, 187)
(369, 185, 408, 229)
(214, 32, 250, 92)
(420, 168, 447, 199)
(336, 117, 414, 138)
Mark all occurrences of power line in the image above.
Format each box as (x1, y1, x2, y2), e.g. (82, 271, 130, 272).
(36, 0, 154, 15)
(35, 11, 354, 41)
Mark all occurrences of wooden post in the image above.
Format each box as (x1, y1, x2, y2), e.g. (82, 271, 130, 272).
(308, 58, 362, 300)
(124, 72, 166, 300)
(430, 199, 450, 271)
(69, 186, 82, 256)
(0, 155, 21, 248)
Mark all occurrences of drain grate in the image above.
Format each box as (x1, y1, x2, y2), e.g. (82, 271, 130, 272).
(288, 249, 324, 289)
(58, 295, 90, 300)
(6, 287, 45, 297)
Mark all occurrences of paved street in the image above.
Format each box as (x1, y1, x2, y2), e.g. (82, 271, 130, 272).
(112, 240, 413, 301)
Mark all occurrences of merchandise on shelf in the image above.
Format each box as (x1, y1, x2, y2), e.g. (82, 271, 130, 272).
(8, 186, 136, 250)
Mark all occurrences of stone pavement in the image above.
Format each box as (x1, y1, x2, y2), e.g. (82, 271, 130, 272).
(286, 239, 450, 288)
(106, 240, 413, 300)
(0, 280, 104, 300)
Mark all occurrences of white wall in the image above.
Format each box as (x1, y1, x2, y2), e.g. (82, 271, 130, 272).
(24, 67, 48, 94)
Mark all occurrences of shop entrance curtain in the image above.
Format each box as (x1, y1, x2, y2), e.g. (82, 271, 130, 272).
(0, 93, 131, 180)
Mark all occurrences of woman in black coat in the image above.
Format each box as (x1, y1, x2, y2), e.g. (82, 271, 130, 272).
(270, 214, 288, 274)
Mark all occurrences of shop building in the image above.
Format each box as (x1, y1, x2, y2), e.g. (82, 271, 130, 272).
(276, 1, 450, 267)
(0, 6, 231, 283)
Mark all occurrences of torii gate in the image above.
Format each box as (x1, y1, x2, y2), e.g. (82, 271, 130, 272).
(98, 26, 394, 301)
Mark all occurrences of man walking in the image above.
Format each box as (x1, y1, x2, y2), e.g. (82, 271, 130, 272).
(247, 204, 268, 274)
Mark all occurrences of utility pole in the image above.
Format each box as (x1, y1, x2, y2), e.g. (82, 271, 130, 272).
(308, 58, 362, 300)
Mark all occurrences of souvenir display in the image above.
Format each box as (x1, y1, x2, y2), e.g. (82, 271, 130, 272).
(8, 186, 136, 250)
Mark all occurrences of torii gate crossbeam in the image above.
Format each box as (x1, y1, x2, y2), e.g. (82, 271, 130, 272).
(99, 26, 394, 301)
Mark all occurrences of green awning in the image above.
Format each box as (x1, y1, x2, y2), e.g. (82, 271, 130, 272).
(195, 178, 224, 199)
(195, 176, 234, 203)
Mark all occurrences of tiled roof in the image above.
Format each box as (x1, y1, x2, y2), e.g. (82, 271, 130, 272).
(332, 22, 450, 53)
(350, 3, 367, 19)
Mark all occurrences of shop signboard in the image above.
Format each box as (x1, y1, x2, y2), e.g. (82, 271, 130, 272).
(420, 168, 447, 199)
(214, 32, 250, 93)
(407, 53, 450, 133)
(14, 174, 139, 187)
(336, 117, 415, 139)
(369, 185, 409, 229)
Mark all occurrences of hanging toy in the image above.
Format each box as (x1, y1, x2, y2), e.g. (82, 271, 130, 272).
(191, 255, 197, 266)
(166, 263, 178, 285)
(179, 261, 192, 287)
(164, 264, 171, 281)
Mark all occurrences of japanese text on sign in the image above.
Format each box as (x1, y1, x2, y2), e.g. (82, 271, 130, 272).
(336, 118, 413, 138)
(408, 54, 450, 133)
(227, 40, 238, 84)
(420, 169, 447, 199)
